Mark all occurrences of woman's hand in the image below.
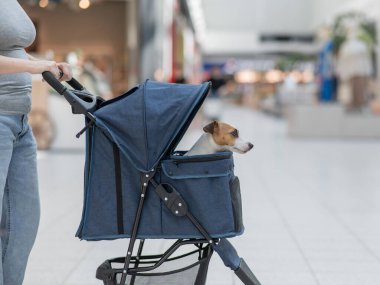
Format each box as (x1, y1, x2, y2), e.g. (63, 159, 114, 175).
(29, 60, 61, 79)
(57, 62, 72, 81)
(30, 60, 73, 82)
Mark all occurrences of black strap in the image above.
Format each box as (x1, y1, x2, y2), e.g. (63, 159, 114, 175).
(112, 143, 124, 234)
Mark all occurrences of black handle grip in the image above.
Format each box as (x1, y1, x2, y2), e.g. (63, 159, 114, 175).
(42, 71, 85, 92)
(67, 77, 85, 91)
(42, 71, 67, 95)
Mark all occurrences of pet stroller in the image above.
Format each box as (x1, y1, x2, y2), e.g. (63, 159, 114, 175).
(42, 72, 262, 285)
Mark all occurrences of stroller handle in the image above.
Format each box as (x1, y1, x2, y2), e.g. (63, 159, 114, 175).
(42, 71, 84, 93)
(42, 71, 97, 118)
(67, 77, 85, 91)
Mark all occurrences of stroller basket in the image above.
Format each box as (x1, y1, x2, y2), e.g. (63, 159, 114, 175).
(96, 240, 213, 285)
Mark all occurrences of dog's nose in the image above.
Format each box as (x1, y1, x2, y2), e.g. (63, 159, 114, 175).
(248, 143, 254, 149)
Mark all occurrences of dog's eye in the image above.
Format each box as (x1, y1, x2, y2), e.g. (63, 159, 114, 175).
(231, 129, 239, 138)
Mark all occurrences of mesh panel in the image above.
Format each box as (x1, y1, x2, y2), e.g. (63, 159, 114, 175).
(118, 265, 200, 285)
(97, 243, 212, 285)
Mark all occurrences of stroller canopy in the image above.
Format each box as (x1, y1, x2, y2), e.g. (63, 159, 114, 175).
(94, 80, 211, 172)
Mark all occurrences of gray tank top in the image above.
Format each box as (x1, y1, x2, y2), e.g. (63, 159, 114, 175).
(0, 0, 36, 115)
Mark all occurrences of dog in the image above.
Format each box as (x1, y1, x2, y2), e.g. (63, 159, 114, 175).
(185, 121, 253, 156)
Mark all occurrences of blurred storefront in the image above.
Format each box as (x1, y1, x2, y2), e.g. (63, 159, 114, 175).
(139, 0, 203, 83)
(21, 0, 135, 149)
(22, 0, 130, 97)
(21, 0, 201, 90)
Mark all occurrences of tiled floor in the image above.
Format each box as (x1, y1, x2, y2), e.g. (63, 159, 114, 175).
(25, 102, 380, 285)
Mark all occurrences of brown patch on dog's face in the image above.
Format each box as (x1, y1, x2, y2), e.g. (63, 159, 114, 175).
(203, 121, 238, 146)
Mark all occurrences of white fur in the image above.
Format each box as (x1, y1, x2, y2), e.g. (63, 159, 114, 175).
(185, 134, 219, 156)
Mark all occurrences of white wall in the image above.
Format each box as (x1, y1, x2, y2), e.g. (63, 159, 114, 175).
(201, 0, 315, 55)
(253, 0, 313, 33)
(200, 0, 380, 55)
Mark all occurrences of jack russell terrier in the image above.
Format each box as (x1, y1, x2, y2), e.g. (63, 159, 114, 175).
(185, 121, 253, 156)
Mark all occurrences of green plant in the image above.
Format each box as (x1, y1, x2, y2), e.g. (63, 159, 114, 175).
(332, 12, 377, 54)
(276, 54, 316, 72)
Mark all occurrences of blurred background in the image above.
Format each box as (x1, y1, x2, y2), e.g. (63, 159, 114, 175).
(22, 0, 380, 147)
(18, 0, 380, 284)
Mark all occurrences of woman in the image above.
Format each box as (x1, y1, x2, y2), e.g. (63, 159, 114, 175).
(0, 0, 72, 284)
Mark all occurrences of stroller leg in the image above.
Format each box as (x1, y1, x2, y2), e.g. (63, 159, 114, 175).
(235, 258, 261, 285)
(120, 171, 155, 285)
(194, 244, 213, 285)
(129, 240, 145, 285)
(119, 199, 144, 285)
(213, 239, 262, 285)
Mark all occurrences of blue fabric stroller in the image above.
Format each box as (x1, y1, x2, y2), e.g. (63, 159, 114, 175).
(43, 72, 261, 285)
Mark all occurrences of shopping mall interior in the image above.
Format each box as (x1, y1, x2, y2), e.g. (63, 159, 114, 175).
(12, 0, 380, 284)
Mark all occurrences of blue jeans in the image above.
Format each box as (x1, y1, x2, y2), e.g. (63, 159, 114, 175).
(0, 114, 40, 285)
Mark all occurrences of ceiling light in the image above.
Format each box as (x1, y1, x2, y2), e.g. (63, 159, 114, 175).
(265, 70, 284, 84)
(235, 70, 260, 84)
(79, 0, 90, 9)
(39, 0, 49, 8)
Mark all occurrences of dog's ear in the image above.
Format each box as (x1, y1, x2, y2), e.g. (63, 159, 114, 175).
(203, 121, 219, 134)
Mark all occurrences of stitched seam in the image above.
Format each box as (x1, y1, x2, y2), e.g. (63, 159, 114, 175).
(2, 184, 11, 261)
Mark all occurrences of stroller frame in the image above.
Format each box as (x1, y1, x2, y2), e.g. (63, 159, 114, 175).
(42, 72, 262, 285)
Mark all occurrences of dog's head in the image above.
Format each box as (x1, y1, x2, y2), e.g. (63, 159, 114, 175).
(203, 121, 253, 154)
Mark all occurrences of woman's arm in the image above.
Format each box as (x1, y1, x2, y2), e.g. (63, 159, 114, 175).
(0, 54, 61, 78)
